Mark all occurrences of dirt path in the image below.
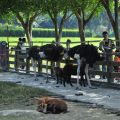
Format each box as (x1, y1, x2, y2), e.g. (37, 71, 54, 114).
(0, 101, 120, 120)
(0, 72, 120, 120)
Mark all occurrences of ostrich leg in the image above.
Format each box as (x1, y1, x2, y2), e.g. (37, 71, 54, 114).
(74, 55, 86, 90)
(31, 58, 38, 81)
(85, 64, 92, 87)
(46, 60, 49, 83)
(74, 54, 81, 90)
(51, 62, 56, 77)
(76, 59, 81, 90)
(85, 64, 97, 89)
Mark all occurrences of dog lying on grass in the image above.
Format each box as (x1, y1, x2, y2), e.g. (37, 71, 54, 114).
(35, 96, 68, 114)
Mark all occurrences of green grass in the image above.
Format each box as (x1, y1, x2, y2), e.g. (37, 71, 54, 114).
(0, 36, 103, 47)
(0, 81, 59, 120)
(0, 36, 102, 42)
(0, 81, 56, 105)
(0, 36, 115, 48)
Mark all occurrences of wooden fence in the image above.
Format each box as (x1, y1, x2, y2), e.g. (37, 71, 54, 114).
(5, 41, 120, 89)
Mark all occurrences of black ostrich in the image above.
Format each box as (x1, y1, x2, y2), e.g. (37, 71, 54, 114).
(27, 45, 41, 80)
(27, 43, 65, 82)
(65, 40, 103, 89)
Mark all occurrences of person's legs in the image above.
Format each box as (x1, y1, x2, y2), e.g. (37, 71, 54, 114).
(102, 65, 106, 72)
(102, 64, 106, 79)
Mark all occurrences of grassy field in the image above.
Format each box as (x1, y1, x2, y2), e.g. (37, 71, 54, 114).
(0, 36, 102, 42)
(0, 36, 103, 47)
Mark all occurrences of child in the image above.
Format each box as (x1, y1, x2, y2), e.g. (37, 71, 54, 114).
(114, 49, 120, 81)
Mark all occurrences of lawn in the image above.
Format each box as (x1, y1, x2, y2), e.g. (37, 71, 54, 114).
(0, 81, 56, 106)
(0, 36, 103, 47)
(0, 81, 59, 120)
(0, 36, 102, 42)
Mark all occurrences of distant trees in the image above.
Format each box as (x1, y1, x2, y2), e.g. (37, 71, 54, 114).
(86, 12, 112, 37)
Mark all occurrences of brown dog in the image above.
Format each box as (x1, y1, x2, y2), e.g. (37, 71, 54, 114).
(35, 96, 68, 114)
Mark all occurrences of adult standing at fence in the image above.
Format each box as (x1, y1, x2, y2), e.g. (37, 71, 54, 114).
(99, 31, 115, 79)
(16, 37, 26, 69)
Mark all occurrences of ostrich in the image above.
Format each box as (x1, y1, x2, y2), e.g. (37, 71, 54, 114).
(65, 40, 103, 89)
(27, 43, 65, 82)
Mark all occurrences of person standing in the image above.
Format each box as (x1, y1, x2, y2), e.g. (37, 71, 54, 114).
(99, 31, 115, 79)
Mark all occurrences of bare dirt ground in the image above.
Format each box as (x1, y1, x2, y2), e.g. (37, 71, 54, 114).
(0, 101, 120, 120)
(0, 72, 120, 120)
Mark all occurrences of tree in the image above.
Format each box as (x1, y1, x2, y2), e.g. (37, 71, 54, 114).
(100, 0, 120, 46)
(68, 0, 101, 43)
(42, 0, 73, 42)
(0, 0, 12, 16)
(0, 0, 43, 46)
(13, 0, 44, 46)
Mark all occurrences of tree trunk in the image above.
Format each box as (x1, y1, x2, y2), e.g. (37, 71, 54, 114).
(75, 10, 85, 43)
(54, 21, 64, 43)
(23, 23, 32, 46)
(101, 0, 120, 46)
(57, 21, 64, 43)
(16, 13, 33, 46)
(58, 12, 68, 42)
(54, 21, 59, 43)
(118, 11, 120, 42)
(49, 10, 69, 43)
(77, 19, 85, 43)
(114, 0, 119, 46)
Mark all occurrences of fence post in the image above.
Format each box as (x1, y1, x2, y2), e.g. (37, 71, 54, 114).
(26, 58, 30, 74)
(15, 49, 19, 72)
(7, 42, 10, 71)
(38, 60, 42, 75)
(6, 49, 9, 71)
(106, 50, 113, 85)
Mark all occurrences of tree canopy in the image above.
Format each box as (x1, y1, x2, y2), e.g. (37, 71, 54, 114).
(0, 0, 120, 45)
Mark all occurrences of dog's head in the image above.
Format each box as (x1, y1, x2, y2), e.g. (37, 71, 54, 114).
(37, 103, 46, 112)
(35, 97, 50, 112)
